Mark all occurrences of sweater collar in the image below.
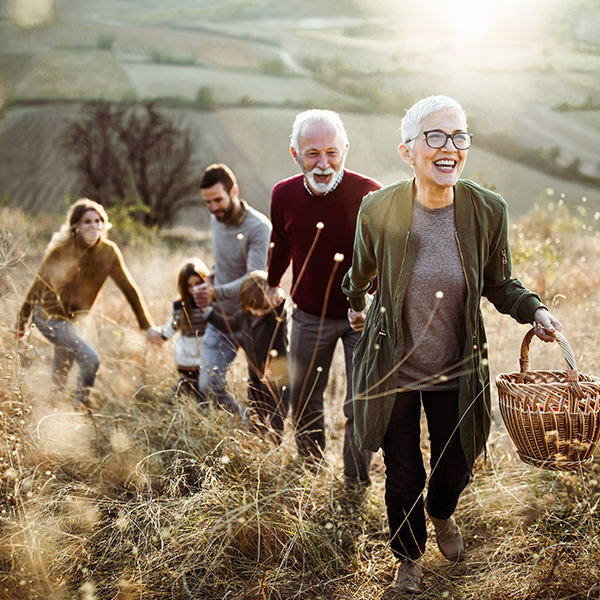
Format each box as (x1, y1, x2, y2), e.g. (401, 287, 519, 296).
(226, 200, 248, 227)
(399, 179, 467, 228)
(302, 169, 345, 196)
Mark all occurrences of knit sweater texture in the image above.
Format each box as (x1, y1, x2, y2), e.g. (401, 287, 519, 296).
(211, 201, 271, 316)
(18, 237, 153, 330)
(398, 199, 467, 390)
(268, 170, 380, 320)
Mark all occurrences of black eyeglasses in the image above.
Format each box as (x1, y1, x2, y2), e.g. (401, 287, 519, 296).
(406, 130, 473, 150)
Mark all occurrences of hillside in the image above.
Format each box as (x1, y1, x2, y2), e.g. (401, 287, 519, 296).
(1, 0, 600, 227)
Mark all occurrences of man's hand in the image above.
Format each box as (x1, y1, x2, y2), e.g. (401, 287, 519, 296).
(266, 285, 285, 308)
(532, 307, 562, 343)
(145, 327, 165, 346)
(348, 308, 367, 332)
(193, 282, 215, 310)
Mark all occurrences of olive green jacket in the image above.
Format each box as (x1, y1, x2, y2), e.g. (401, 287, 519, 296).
(341, 178, 544, 469)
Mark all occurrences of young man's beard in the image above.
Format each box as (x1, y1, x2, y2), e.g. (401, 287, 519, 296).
(213, 197, 235, 222)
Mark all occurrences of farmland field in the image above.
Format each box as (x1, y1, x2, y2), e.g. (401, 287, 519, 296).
(121, 63, 346, 104)
(1, 0, 600, 224)
(16, 49, 135, 100)
(3, 2, 600, 598)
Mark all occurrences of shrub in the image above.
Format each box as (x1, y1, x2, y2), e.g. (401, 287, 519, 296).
(195, 86, 216, 110)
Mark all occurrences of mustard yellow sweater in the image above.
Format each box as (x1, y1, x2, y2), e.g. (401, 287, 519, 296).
(18, 238, 153, 330)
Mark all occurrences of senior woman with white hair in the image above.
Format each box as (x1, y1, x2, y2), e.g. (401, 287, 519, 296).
(342, 95, 561, 593)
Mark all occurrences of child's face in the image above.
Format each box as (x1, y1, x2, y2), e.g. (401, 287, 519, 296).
(248, 306, 270, 319)
(187, 274, 203, 297)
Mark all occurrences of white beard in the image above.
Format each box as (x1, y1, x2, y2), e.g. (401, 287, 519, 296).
(301, 156, 346, 195)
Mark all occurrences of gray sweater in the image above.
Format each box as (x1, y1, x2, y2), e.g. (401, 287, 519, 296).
(397, 199, 467, 391)
(211, 201, 271, 316)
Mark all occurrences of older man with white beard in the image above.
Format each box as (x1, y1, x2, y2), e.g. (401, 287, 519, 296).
(267, 109, 381, 489)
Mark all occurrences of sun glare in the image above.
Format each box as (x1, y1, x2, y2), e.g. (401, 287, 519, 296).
(404, 0, 556, 47)
(455, 0, 494, 42)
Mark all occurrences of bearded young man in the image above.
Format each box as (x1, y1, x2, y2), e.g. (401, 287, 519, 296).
(193, 163, 271, 415)
(267, 110, 381, 489)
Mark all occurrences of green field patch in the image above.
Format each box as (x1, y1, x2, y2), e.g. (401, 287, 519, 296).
(15, 49, 136, 100)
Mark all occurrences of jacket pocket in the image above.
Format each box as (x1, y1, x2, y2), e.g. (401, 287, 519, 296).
(352, 309, 391, 450)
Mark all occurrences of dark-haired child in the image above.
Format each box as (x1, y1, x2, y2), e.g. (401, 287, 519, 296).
(203, 270, 289, 442)
(161, 259, 209, 400)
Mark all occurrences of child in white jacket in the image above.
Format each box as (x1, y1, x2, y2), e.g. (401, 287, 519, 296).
(161, 258, 209, 400)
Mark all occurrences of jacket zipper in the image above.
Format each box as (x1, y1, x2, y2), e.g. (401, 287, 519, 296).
(392, 231, 411, 343)
(501, 248, 508, 280)
(455, 232, 478, 452)
(366, 231, 410, 450)
(455, 232, 471, 338)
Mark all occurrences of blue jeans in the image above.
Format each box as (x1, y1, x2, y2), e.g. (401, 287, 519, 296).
(198, 323, 245, 417)
(33, 310, 100, 404)
(383, 389, 471, 560)
(290, 308, 372, 484)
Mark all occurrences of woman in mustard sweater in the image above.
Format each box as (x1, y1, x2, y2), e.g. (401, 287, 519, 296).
(16, 198, 163, 406)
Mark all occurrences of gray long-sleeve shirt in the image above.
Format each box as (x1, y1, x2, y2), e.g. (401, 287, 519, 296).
(211, 200, 271, 316)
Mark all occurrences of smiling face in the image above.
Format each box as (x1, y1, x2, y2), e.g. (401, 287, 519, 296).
(291, 122, 348, 195)
(76, 210, 103, 247)
(399, 108, 468, 201)
(202, 182, 241, 223)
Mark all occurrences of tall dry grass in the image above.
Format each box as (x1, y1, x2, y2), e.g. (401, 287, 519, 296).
(0, 202, 599, 599)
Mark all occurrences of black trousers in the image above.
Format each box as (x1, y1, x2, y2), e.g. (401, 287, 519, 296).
(247, 372, 289, 443)
(383, 389, 470, 560)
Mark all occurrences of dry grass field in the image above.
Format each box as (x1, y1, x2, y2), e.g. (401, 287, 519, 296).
(2, 2, 600, 595)
(1, 202, 600, 599)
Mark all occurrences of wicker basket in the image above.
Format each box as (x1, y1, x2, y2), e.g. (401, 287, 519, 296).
(496, 328, 600, 471)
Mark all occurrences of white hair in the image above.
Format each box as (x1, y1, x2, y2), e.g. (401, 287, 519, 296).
(400, 95, 467, 150)
(290, 109, 348, 154)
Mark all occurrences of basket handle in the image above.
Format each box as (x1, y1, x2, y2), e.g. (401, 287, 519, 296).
(518, 328, 584, 406)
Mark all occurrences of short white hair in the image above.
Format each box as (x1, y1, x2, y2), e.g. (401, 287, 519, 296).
(290, 109, 348, 154)
(400, 95, 467, 150)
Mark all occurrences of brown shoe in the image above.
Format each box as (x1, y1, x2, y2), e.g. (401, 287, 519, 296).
(428, 515, 465, 562)
(394, 559, 422, 594)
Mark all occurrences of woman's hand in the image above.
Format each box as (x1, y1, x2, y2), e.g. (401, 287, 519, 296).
(532, 308, 562, 342)
(348, 308, 367, 332)
(145, 327, 165, 346)
(347, 293, 373, 332)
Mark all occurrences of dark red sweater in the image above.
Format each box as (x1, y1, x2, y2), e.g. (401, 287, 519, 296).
(268, 170, 381, 319)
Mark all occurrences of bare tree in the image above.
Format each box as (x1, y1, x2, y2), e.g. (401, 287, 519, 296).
(60, 102, 200, 227)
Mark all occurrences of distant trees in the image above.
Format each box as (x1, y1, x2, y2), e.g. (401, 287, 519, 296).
(60, 102, 200, 228)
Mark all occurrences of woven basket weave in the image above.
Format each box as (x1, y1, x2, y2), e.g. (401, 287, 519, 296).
(496, 328, 600, 471)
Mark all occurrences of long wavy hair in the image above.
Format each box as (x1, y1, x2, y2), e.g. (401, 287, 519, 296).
(47, 198, 111, 253)
(177, 258, 209, 335)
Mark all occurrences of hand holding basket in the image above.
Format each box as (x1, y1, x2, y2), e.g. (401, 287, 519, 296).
(496, 329, 600, 471)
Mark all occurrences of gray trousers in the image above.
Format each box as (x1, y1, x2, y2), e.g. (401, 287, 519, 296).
(290, 307, 371, 484)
